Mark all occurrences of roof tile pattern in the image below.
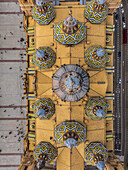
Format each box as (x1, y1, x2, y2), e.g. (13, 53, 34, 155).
(32, 2, 55, 25)
(85, 0, 108, 24)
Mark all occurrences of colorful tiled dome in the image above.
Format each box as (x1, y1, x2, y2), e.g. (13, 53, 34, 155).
(32, 2, 55, 25)
(32, 98, 55, 120)
(85, 46, 109, 68)
(85, 0, 108, 24)
(85, 142, 108, 166)
(52, 64, 89, 102)
(85, 98, 108, 120)
(54, 11, 87, 45)
(33, 142, 56, 164)
(55, 121, 86, 149)
(32, 47, 56, 69)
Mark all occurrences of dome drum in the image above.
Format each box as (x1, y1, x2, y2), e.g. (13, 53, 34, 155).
(93, 1, 105, 13)
(38, 153, 49, 162)
(36, 3, 48, 15)
(93, 153, 104, 164)
(63, 131, 79, 141)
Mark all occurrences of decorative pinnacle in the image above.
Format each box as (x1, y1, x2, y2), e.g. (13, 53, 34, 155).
(69, 10, 72, 16)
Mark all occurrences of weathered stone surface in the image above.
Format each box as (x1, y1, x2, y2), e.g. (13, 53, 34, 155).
(0, 2, 20, 12)
(0, 1, 27, 168)
(0, 50, 26, 60)
(0, 142, 24, 153)
(0, 155, 21, 165)
(0, 14, 23, 26)
(0, 120, 26, 131)
(0, 108, 26, 118)
(0, 25, 25, 37)
(0, 36, 25, 48)
(0, 168, 18, 170)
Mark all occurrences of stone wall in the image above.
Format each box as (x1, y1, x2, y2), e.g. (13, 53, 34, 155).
(0, 1, 26, 169)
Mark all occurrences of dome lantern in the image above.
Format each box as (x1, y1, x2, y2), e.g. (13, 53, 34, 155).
(63, 10, 78, 34)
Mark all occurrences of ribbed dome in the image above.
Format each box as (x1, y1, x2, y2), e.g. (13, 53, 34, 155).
(32, 98, 55, 120)
(85, 0, 108, 24)
(32, 2, 55, 25)
(55, 121, 86, 149)
(32, 47, 56, 69)
(85, 98, 108, 120)
(54, 12, 86, 45)
(85, 46, 109, 68)
(85, 142, 108, 166)
(33, 142, 56, 164)
(52, 64, 89, 102)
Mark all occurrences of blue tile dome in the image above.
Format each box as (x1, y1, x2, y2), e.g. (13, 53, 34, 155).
(85, 142, 108, 166)
(33, 142, 56, 164)
(54, 12, 86, 45)
(32, 47, 56, 69)
(85, 0, 108, 24)
(85, 98, 108, 120)
(32, 98, 55, 120)
(32, 2, 55, 25)
(85, 46, 109, 68)
(55, 121, 86, 149)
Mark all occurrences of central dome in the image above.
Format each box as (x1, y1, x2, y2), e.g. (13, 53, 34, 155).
(60, 71, 82, 95)
(52, 65, 89, 102)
